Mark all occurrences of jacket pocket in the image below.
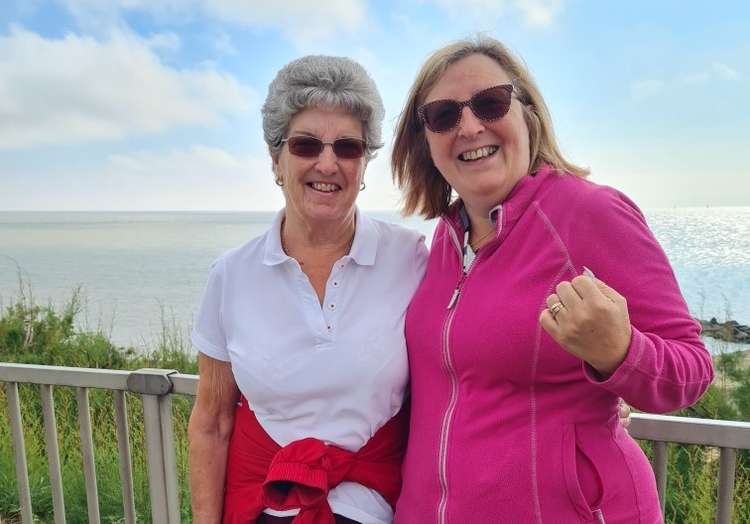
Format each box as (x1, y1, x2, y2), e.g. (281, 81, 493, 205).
(562, 424, 605, 521)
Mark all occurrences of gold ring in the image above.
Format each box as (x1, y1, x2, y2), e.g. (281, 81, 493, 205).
(549, 302, 564, 318)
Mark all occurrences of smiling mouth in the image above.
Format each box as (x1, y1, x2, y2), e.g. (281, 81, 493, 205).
(458, 145, 499, 162)
(307, 182, 342, 193)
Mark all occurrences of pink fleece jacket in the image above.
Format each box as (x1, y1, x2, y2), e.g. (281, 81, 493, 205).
(395, 165, 714, 523)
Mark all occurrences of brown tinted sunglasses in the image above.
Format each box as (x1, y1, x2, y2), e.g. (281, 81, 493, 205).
(418, 84, 514, 133)
(281, 135, 367, 159)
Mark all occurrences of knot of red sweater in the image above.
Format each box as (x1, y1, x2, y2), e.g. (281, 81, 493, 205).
(262, 437, 355, 522)
(222, 398, 408, 524)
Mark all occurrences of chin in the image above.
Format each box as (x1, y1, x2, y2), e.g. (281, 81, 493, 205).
(303, 205, 351, 223)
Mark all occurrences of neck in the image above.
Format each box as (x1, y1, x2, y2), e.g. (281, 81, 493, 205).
(463, 202, 496, 251)
(464, 202, 495, 233)
(282, 209, 356, 255)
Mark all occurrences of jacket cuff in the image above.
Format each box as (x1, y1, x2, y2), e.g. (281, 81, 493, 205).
(582, 325, 645, 388)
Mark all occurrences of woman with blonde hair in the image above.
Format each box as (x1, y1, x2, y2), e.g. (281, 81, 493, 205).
(392, 36, 713, 523)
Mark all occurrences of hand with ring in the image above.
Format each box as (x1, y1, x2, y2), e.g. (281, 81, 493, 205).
(548, 301, 564, 319)
(539, 271, 632, 376)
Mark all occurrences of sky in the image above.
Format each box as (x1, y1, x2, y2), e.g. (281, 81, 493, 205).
(0, 1, 748, 211)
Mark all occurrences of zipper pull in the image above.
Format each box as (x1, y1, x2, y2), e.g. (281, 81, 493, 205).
(447, 286, 461, 309)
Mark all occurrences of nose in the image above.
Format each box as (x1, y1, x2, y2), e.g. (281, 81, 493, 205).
(315, 144, 339, 176)
(457, 106, 484, 139)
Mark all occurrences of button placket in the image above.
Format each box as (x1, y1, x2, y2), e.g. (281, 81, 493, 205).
(323, 260, 346, 337)
(287, 259, 330, 343)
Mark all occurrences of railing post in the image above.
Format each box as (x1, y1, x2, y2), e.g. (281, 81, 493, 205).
(77, 387, 101, 523)
(6, 382, 33, 524)
(113, 390, 136, 524)
(653, 441, 668, 517)
(716, 447, 737, 524)
(40, 384, 66, 524)
(127, 369, 179, 524)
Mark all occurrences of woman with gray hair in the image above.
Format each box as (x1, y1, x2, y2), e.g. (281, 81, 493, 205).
(187, 55, 427, 524)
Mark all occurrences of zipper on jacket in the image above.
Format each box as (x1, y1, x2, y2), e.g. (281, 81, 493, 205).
(437, 297, 459, 524)
(446, 276, 464, 310)
(436, 223, 482, 523)
(445, 222, 473, 310)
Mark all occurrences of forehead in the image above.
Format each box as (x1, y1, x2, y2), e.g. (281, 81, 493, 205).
(288, 106, 363, 138)
(425, 53, 512, 102)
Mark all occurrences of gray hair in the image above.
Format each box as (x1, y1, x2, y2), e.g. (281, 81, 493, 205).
(262, 55, 384, 160)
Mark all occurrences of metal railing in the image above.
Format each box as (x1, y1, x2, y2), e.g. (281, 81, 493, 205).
(1, 363, 196, 524)
(2, 362, 750, 523)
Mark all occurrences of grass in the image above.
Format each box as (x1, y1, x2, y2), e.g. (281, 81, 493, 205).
(0, 286, 196, 523)
(1, 286, 749, 522)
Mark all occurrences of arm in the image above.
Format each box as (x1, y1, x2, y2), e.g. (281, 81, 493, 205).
(545, 184, 714, 413)
(188, 353, 240, 524)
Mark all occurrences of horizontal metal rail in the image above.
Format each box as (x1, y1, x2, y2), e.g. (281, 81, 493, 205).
(628, 413, 750, 523)
(629, 412, 750, 448)
(2, 363, 749, 524)
(1, 363, 194, 524)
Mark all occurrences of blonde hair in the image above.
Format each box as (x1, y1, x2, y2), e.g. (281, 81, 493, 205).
(392, 35, 589, 219)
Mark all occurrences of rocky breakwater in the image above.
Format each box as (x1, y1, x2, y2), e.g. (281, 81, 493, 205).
(700, 318, 750, 343)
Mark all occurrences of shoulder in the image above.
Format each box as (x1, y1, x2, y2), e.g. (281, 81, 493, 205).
(208, 229, 270, 276)
(368, 215, 425, 244)
(361, 213, 429, 269)
(538, 173, 646, 226)
(362, 214, 425, 249)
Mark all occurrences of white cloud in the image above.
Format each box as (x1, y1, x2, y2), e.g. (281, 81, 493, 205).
(203, 0, 366, 38)
(681, 71, 711, 85)
(60, 0, 369, 46)
(680, 62, 740, 85)
(513, 0, 564, 28)
(712, 62, 740, 81)
(214, 31, 236, 55)
(634, 62, 740, 101)
(629, 79, 665, 101)
(430, 0, 564, 28)
(106, 145, 249, 176)
(0, 27, 256, 149)
(144, 31, 181, 52)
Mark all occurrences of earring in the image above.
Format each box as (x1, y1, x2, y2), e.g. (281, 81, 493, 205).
(275, 178, 284, 187)
(360, 181, 366, 191)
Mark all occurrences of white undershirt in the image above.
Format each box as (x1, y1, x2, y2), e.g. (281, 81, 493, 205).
(192, 208, 427, 524)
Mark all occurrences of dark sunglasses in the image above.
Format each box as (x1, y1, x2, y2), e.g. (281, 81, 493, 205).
(417, 84, 514, 133)
(281, 135, 367, 159)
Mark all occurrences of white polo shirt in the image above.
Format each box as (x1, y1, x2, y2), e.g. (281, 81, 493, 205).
(192, 208, 428, 524)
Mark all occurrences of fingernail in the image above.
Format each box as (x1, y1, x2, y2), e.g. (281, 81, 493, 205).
(582, 266, 595, 279)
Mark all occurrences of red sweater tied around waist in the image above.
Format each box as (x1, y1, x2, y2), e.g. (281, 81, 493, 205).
(222, 397, 408, 524)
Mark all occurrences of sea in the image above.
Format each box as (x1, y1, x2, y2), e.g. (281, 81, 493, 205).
(0, 208, 748, 354)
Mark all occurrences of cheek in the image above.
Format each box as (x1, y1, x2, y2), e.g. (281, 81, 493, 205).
(349, 161, 366, 183)
(427, 134, 451, 166)
(509, 109, 530, 149)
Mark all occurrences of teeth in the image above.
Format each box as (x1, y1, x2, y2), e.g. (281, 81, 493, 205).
(310, 182, 340, 192)
(460, 146, 498, 161)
